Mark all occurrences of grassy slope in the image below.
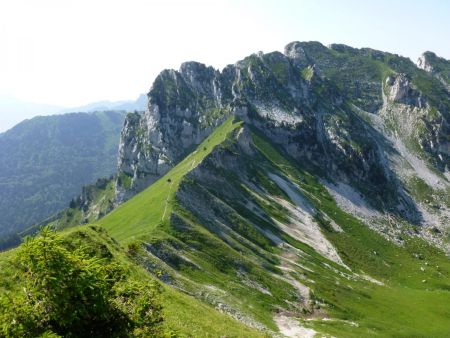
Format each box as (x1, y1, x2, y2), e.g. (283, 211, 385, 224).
(162, 286, 266, 337)
(95, 118, 300, 331)
(97, 116, 242, 243)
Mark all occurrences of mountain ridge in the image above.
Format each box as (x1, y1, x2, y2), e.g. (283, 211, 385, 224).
(110, 41, 449, 247)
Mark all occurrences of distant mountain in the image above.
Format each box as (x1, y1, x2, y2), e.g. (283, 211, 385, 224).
(0, 111, 127, 243)
(58, 94, 147, 114)
(0, 96, 65, 133)
(0, 94, 146, 133)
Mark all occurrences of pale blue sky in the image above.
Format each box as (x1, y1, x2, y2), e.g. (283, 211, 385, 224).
(0, 0, 448, 130)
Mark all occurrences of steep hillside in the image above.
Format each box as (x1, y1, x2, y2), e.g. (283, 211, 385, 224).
(0, 225, 264, 337)
(0, 111, 127, 244)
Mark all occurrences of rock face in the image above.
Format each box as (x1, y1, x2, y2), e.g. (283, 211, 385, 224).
(417, 53, 435, 73)
(114, 41, 450, 229)
(115, 46, 337, 203)
(115, 63, 229, 202)
(386, 74, 425, 107)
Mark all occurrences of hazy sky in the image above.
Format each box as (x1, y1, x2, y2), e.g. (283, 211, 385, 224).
(0, 0, 449, 130)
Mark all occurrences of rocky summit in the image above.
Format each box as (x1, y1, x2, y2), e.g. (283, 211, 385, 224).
(5, 41, 450, 337)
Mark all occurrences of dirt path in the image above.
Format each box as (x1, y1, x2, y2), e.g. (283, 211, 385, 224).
(274, 314, 317, 338)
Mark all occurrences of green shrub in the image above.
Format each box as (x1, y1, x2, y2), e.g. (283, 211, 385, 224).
(0, 227, 164, 337)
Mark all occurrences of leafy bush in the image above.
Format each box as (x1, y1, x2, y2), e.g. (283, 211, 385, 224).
(0, 227, 165, 337)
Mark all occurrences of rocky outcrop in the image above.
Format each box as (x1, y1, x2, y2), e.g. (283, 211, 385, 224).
(417, 53, 435, 73)
(417, 52, 450, 91)
(115, 112, 168, 202)
(115, 63, 230, 202)
(385, 74, 426, 107)
(381, 71, 450, 171)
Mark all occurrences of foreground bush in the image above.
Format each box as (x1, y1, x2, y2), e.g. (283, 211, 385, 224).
(0, 227, 164, 337)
